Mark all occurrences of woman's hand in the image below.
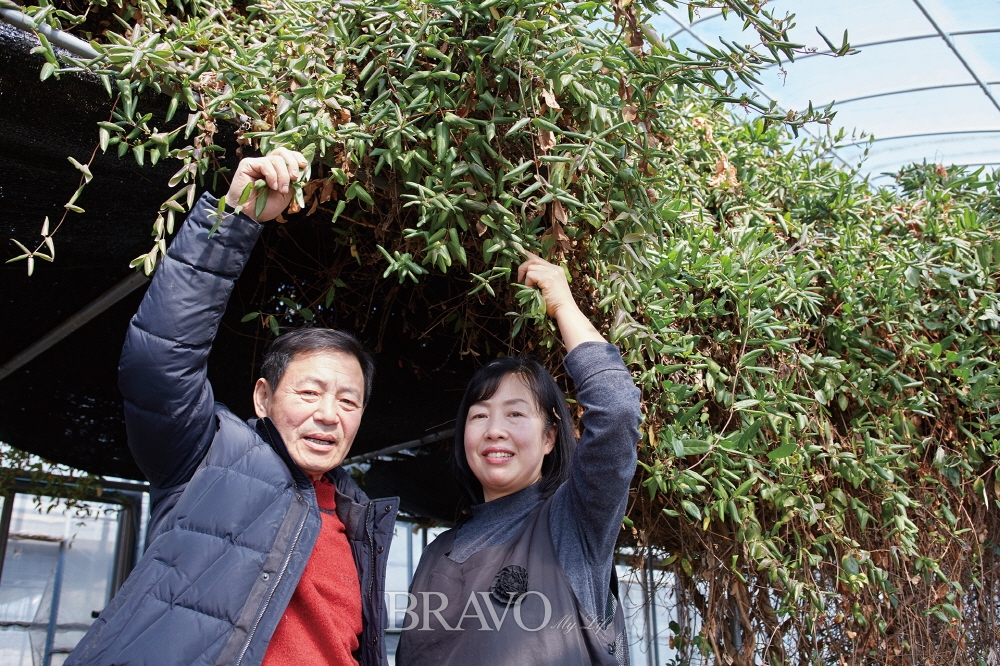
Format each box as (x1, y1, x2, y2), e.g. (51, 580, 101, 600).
(224, 147, 307, 222)
(517, 252, 575, 319)
(517, 252, 605, 352)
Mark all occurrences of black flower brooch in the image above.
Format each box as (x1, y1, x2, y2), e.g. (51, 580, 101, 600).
(490, 565, 529, 605)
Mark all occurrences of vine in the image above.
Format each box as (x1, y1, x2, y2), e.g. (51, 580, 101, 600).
(6, 0, 1000, 661)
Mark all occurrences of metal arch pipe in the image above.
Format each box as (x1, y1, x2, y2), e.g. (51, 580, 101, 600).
(911, 0, 1000, 115)
(830, 81, 987, 107)
(0, 8, 219, 115)
(342, 428, 455, 465)
(659, 26, 1000, 65)
(0, 272, 149, 382)
(0, 7, 98, 59)
(658, 11, 854, 170)
(839, 129, 1000, 147)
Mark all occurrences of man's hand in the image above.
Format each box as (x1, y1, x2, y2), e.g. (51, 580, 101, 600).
(225, 147, 308, 223)
(517, 252, 605, 352)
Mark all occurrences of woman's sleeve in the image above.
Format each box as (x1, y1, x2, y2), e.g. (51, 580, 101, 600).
(549, 340, 641, 620)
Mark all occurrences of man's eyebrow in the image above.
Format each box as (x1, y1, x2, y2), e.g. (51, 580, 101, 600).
(294, 376, 362, 395)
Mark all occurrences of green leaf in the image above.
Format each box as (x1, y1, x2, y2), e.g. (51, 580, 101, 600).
(767, 441, 797, 461)
(675, 400, 708, 428)
(345, 181, 373, 206)
(737, 419, 764, 450)
(680, 500, 702, 521)
(506, 117, 532, 136)
(331, 199, 347, 224)
(732, 475, 757, 498)
(974, 477, 987, 504)
(67, 156, 93, 182)
(240, 311, 260, 323)
(682, 439, 711, 455)
(166, 95, 180, 123)
(255, 188, 268, 219)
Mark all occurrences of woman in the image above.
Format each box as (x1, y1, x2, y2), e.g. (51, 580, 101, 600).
(397, 254, 642, 665)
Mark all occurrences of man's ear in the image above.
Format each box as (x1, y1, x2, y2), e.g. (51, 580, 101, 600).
(253, 378, 271, 418)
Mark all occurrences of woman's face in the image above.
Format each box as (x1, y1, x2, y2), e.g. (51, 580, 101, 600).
(463, 373, 557, 502)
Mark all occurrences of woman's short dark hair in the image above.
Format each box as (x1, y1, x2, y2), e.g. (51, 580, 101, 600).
(260, 328, 375, 405)
(451, 356, 576, 505)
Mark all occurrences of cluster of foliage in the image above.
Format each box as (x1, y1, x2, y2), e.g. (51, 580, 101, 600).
(7, 0, 1000, 662)
(625, 143, 1000, 663)
(0, 442, 106, 515)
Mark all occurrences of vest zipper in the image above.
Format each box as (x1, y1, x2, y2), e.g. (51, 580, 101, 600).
(234, 493, 309, 666)
(365, 502, 375, 605)
(365, 502, 376, 660)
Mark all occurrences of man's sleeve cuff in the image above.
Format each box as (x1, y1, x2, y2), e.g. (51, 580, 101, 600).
(165, 192, 264, 277)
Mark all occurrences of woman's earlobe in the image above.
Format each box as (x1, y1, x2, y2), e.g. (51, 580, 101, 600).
(543, 425, 557, 454)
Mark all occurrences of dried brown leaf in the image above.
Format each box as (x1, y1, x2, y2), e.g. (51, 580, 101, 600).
(320, 179, 335, 203)
(538, 128, 556, 152)
(544, 200, 572, 256)
(707, 155, 738, 189)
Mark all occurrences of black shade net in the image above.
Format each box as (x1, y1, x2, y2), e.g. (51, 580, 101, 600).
(0, 21, 470, 523)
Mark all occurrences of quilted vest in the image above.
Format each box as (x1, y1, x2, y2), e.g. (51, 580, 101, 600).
(397, 496, 629, 665)
(66, 410, 398, 666)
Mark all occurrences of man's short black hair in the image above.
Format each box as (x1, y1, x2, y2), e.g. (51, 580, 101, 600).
(451, 356, 576, 505)
(260, 328, 375, 405)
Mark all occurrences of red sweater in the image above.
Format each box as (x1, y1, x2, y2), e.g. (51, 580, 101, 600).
(262, 478, 362, 666)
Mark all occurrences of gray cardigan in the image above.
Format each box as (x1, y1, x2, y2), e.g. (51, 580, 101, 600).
(447, 341, 641, 619)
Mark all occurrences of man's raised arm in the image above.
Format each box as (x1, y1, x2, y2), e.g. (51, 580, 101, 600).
(118, 149, 306, 490)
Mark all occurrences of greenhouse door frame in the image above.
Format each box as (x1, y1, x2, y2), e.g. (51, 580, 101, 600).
(0, 477, 148, 663)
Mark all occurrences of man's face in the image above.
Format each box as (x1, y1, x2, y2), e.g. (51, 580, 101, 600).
(253, 350, 366, 480)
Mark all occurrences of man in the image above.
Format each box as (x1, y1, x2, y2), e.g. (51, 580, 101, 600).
(68, 149, 398, 666)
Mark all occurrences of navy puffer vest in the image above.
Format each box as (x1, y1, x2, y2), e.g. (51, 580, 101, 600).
(66, 193, 398, 666)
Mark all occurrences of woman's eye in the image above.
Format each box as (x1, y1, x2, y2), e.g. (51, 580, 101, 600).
(469, 413, 487, 420)
(508, 411, 524, 418)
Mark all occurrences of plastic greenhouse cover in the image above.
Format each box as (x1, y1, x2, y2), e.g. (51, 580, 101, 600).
(652, 0, 1000, 181)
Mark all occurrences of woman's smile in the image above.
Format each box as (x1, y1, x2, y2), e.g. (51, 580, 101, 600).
(482, 446, 515, 463)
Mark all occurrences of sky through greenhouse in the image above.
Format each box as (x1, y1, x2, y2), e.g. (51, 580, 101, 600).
(652, 0, 1000, 184)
